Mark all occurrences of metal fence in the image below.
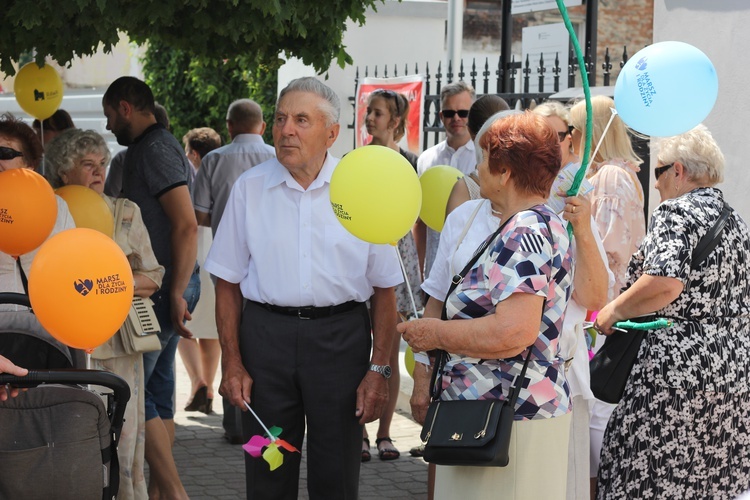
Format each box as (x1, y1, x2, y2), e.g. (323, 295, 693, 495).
(348, 45, 653, 217)
(349, 45, 630, 151)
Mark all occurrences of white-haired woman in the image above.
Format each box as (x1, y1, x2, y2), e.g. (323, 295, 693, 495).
(594, 125, 750, 498)
(46, 128, 164, 500)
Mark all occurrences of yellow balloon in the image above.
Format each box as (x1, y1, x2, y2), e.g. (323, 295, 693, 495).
(404, 346, 416, 378)
(329, 145, 421, 245)
(419, 166, 464, 232)
(55, 185, 114, 237)
(14, 62, 64, 121)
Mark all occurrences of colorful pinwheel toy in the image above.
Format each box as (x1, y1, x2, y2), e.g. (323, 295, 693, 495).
(242, 401, 300, 470)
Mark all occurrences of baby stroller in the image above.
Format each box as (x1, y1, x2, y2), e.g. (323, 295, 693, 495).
(0, 292, 130, 500)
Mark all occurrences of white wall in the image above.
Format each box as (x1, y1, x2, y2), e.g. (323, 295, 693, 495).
(651, 1, 750, 219)
(278, 0, 448, 158)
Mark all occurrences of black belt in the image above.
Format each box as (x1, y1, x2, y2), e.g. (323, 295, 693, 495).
(254, 300, 361, 320)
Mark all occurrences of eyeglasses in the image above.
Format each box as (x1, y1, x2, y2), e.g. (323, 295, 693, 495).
(654, 163, 674, 180)
(0, 146, 23, 161)
(441, 109, 470, 119)
(371, 89, 401, 116)
(568, 125, 576, 135)
(557, 131, 569, 142)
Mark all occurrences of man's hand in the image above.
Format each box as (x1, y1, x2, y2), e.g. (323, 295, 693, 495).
(171, 295, 194, 339)
(410, 362, 432, 425)
(397, 318, 442, 353)
(0, 355, 28, 401)
(354, 371, 389, 425)
(219, 357, 253, 409)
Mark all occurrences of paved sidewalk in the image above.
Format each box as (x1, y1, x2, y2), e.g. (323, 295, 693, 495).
(169, 342, 429, 499)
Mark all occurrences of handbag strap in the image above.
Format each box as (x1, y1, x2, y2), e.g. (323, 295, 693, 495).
(430, 207, 554, 408)
(691, 200, 730, 269)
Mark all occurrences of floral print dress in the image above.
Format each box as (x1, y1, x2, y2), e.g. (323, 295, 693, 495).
(597, 187, 750, 499)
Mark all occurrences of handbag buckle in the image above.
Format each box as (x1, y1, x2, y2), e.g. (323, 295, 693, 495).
(451, 274, 464, 286)
(449, 433, 463, 441)
(474, 430, 486, 439)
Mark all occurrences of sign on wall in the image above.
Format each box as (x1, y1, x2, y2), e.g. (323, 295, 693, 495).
(521, 22, 570, 93)
(355, 75, 425, 155)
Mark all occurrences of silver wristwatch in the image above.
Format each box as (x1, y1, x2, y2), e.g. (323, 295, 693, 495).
(369, 363, 392, 379)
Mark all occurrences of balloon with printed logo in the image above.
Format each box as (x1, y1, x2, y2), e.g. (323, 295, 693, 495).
(614, 41, 718, 137)
(0, 168, 57, 257)
(55, 185, 114, 237)
(14, 62, 64, 121)
(329, 145, 421, 245)
(28, 228, 133, 352)
(419, 165, 464, 232)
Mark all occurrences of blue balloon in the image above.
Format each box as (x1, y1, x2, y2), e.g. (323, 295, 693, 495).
(614, 41, 718, 137)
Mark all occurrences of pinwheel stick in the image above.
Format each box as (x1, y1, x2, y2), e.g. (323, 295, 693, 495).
(244, 401, 277, 443)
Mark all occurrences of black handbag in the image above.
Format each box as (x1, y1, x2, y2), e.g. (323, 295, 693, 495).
(589, 201, 731, 404)
(420, 209, 549, 467)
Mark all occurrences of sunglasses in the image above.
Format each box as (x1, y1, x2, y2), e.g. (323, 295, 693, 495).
(557, 131, 569, 142)
(371, 89, 401, 116)
(654, 163, 674, 181)
(441, 109, 469, 119)
(0, 146, 23, 161)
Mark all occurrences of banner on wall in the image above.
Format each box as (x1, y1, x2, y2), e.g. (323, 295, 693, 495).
(355, 75, 425, 155)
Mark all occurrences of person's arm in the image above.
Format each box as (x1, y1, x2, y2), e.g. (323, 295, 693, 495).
(446, 178, 471, 217)
(563, 196, 608, 310)
(594, 274, 683, 335)
(195, 210, 211, 228)
(398, 292, 544, 359)
(215, 278, 253, 408)
(158, 185, 198, 338)
(0, 355, 28, 401)
(133, 274, 160, 298)
(409, 295, 443, 424)
(355, 286, 397, 425)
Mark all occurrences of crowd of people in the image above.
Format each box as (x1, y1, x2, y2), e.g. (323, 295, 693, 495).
(0, 73, 749, 500)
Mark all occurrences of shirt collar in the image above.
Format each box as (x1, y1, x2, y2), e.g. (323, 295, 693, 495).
(442, 138, 475, 154)
(131, 122, 164, 144)
(264, 153, 340, 191)
(232, 133, 266, 144)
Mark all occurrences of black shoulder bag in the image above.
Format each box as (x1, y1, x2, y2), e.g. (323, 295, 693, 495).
(420, 209, 552, 467)
(589, 201, 732, 404)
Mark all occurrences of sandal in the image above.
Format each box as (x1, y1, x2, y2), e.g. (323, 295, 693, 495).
(376, 437, 400, 461)
(361, 437, 371, 462)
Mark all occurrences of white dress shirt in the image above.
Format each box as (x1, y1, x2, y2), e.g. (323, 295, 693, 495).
(416, 139, 477, 176)
(204, 154, 403, 307)
(423, 198, 613, 400)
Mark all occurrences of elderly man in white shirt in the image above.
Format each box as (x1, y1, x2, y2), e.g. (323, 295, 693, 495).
(204, 77, 402, 500)
(415, 81, 477, 281)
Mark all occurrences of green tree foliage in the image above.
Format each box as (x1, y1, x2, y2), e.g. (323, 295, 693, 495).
(0, 0, 385, 76)
(142, 43, 279, 145)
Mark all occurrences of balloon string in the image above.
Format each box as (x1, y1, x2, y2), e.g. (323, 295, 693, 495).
(394, 244, 419, 320)
(557, 0, 593, 239)
(585, 108, 618, 173)
(243, 401, 277, 443)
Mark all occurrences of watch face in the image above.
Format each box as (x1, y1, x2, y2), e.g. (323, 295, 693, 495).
(383, 365, 392, 378)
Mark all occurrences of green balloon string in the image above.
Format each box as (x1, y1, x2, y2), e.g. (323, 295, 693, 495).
(556, 0, 592, 239)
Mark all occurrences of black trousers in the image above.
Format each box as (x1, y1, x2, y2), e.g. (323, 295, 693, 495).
(240, 301, 371, 500)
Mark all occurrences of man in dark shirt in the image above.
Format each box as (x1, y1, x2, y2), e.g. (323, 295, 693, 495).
(102, 76, 198, 500)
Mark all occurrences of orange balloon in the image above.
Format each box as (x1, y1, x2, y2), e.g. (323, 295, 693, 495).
(0, 168, 58, 257)
(55, 185, 114, 237)
(28, 228, 134, 351)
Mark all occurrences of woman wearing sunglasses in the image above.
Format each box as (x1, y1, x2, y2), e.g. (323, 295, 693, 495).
(359, 88, 423, 462)
(593, 125, 750, 498)
(0, 113, 75, 305)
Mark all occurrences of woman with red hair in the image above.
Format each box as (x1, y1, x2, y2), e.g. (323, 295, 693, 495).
(399, 112, 574, 499)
